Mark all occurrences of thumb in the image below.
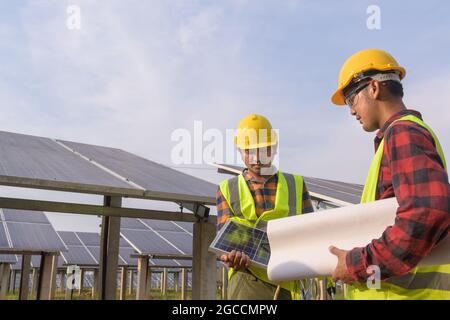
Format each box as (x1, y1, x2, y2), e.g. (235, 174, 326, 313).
(329, 245, 342, 256)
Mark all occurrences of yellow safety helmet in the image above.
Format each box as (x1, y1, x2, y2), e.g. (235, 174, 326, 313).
(235, 114, 278, 150)
(331, 49, 406, 105)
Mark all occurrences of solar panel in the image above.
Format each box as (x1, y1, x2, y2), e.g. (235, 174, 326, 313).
(57, 139, 216, 200)
(214, 163, 364, 205)
(119, 247, 137, 267)
(31, 255, 43, 268)
(209, 219, 270, 268)
(0, 131, 132, 190)
(60, 246, 97, 266)
(121, 218, 148, 230)
(0, 222, 9, 248)
(172, 221, 193, 233)
(86, 246, 100, 262)
(76, 232, 99, 246)
(121, 229, 181, 256)
(2, 208, 50, 224)
(0, 254, 17, 263)
(150, 259, 181, 267)
(119, 237, 132, 248)
(7, 222, 67, 251)
(157, 231, 192, 255)
(304, 177, 361, 204)
(141, 219, 184, 232)
(176, 259, 193, 267)
(58, 231, 82, 246)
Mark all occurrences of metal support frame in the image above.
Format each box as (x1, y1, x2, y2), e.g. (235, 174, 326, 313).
(174, 271, 179, 293)
(192, 221, 217, 300)
(37, 253, 58, 300)
(181, 268, 187, 300)
(19, 254, 31, 300)
(146, 268, 152, 298)
(31, 268, 39, 296)
(0, 263, 11, 298)
(161, 268, 167, 296)
(92, 269, 99, 299)
(9, 270, 16, 293)
(136, 256, 148, 300)
(120, 266, 128, 300)
(77, 269, 85, 296)
(98, 196, 122, 300)
(128, 269, 134, 296)
(0, 197, 215, 223)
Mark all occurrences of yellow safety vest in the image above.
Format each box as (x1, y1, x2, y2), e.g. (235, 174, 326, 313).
(219, 171, 304, 299)
(347, 114, 450, 300)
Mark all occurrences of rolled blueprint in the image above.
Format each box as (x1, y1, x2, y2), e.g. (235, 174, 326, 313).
(267, 197, 450, 281)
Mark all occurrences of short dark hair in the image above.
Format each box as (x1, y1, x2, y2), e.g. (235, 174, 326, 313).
(383, 80, 404, 98)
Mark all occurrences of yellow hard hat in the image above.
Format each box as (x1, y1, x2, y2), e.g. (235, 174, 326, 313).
(235, 114, 278, 149)
(331, 49, 406, 105)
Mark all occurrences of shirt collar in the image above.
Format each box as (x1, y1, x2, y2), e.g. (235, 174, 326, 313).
(375, 109, 423, 145)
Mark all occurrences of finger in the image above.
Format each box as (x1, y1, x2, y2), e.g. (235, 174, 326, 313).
(329, 246, 342, 256)
(234, 251, 242, 268)
(239, 253, 248, 268)
(228, 250, 236, 263)
(244, 255, 250, 268)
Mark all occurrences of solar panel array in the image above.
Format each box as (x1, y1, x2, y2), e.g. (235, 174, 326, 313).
(0, 130, 217, 204)
(57, 231, 138, 267)
(215, 163, 363, 205)
(0, 254, 17, 264)
(58, 139, 217, 201)
(303, 176, 363, 205)
(121, 218, 192, 255)
(0, 208, 67, 253)
(121, 218, 194, 268)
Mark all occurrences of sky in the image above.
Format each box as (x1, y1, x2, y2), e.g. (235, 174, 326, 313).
(0, 0, 449, 231)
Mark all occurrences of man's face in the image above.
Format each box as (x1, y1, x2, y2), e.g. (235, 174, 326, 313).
(347, 81, 380, 132)
(240, 146, 275, 175)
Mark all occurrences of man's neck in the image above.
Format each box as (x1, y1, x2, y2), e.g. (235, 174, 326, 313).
(377, 100, 407, 129)
(246, 166, 276, 182)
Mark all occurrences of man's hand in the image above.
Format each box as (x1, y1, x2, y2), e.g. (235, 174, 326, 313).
(220, 250, 250, 271)
(329, 246, 355, 284)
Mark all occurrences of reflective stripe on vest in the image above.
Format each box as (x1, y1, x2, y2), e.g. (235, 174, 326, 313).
(219, 171, 304, 299)
(347, 114, 450, 300)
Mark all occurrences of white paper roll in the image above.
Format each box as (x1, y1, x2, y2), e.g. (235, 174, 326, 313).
(267, 198, 450, 281)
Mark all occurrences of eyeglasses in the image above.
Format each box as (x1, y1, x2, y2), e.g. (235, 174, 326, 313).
(344, 82, 369, 107)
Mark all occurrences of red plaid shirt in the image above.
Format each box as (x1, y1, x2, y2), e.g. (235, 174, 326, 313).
(216, 169, 314, 230)
(347, 109, 450, 281)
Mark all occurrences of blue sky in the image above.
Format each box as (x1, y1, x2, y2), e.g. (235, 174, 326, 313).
(0, 1, 449, 231)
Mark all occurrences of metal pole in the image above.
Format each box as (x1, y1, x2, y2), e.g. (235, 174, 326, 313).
(192, 221, 217, 299)
(98, 196, 122, 300)
(19, 254, 31, 300)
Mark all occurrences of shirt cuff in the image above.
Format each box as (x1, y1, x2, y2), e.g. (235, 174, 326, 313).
(346, 247, 369, 282)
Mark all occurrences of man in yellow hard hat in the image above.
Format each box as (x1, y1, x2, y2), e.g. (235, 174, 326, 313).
(216, 114, 314, 299)
(329, 49, 450, 299)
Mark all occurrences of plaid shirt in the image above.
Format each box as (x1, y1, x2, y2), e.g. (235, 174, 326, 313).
(347, 109, 450, 282)
(216, 169, 314, 230)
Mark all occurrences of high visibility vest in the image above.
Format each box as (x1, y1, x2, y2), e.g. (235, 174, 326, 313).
(347, 114, 450, 300)
(219, 171, 304, 299)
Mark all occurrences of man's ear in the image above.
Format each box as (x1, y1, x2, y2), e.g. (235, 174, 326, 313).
(369, 80, 381, 100)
